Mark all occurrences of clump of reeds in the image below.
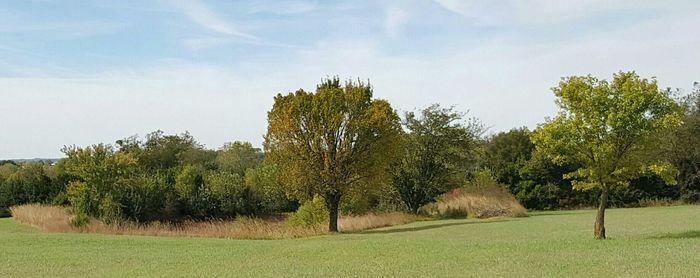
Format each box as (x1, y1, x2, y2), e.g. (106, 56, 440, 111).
(421, 172, 528, 219)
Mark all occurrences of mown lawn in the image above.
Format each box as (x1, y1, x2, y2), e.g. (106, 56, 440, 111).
(1, 205, 699, 277)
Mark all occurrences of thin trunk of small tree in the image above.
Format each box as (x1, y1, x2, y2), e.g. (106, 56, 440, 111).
(594, 188, 609, 240)
(326, 193, 341, 232)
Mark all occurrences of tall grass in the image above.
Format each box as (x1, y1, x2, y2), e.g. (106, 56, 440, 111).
(10, 204, 418, 239)
(421, 175, 528, 219)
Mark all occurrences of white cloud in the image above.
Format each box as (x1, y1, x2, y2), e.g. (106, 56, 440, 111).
(384, 8, 409, 36)
(164, 0, 257, 40)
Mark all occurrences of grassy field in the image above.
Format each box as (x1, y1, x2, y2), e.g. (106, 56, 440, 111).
(1, 206, 699, 277)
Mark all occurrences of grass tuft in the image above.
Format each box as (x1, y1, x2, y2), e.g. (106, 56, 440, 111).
(421, 185, 528, 219)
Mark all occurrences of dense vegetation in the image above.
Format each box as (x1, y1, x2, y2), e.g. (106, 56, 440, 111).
(1, 73, 698, 238)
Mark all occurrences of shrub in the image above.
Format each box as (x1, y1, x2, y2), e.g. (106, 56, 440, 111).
(66, 181, 100, 218)
(99, 193, 123, 225)
(287, 196, 328, 227)
(421, 174, 528, 219)
(245, 164, 293, 213)
(114, 174, 168, 222)
(70, 213, 90, 228)
(203, 171, 250, 217)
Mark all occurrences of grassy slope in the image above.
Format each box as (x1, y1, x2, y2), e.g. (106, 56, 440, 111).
(1, 206, 699, 277)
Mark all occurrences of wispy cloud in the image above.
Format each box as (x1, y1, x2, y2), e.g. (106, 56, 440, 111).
(430, 0, 666, 25)
(384, 8, 409, 37)
(247, 0, 318, 15)
(164, 0, 257, 40)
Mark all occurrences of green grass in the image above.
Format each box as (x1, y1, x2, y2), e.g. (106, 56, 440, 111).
(1, 206, 699, 277)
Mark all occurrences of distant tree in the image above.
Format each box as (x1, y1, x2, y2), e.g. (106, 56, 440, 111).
(0, 160, 17, 166)
(216, 141, 263, 176)
(669, 82, 700, 202)
(531, 72, 682, 239)
(483, 127, 534, 191)
(122, 131, 201, 171)
(264, 78, 402, 232)
(0, 164, 56, 214)
(391, 104, 483, 213)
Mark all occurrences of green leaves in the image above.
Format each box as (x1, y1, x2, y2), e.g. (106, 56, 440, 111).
(533, 71, 683, 192)
(391, 104, 483, 213)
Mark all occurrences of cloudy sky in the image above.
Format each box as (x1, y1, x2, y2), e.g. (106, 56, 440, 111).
(1, 0, 699, 159)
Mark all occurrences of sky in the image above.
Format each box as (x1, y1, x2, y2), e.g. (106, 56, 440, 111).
(1, 0, 699, 159)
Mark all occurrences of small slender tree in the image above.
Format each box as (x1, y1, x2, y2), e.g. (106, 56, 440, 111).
(264, 78, 402, 232)
(531, 71, 682, 239)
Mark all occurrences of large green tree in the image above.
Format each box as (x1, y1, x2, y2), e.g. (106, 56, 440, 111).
(391, 104, 482, 213)
(264, 78, 402, 232)
(532, 71, 682, 239)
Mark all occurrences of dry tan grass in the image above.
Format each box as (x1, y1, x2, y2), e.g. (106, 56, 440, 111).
(422, 185, 528, 219)
(638, 198, 684, 208)
(9, 204, 418, 239)
(10, 204, 76, 232)
(339, 212, 419, 232)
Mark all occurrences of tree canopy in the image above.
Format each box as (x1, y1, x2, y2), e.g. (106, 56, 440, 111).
(264, 78, 402, 231)
(391, 104, 483, 213)
(531, 71, 682, 239)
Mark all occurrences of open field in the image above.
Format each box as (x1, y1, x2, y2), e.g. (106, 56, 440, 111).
(1, 205, 699, 277)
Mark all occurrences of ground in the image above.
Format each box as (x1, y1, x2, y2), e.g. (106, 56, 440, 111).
(1, 205, 699, 277)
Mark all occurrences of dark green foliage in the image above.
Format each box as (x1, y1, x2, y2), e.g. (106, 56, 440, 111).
(391, 104, 482, 213)
(0, 164, 62, 216)
(669, 84, 700, 202)
(245, 163, 295, 213)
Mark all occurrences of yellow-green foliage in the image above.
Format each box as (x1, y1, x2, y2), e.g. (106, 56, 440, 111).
(531, 71, 682, 193)
(264, 78, 403, 231)
(287, 196, 328, 227)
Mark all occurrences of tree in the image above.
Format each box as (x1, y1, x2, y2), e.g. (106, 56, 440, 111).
(391, 104, 482, 213)
(482, 127, 535, 191)
(216, 141, 263, 176)
(119, 130, 201, 171)
(531, 71, 682, 239)
(264, 78, 402, 232)
(669, 83, 700, 202)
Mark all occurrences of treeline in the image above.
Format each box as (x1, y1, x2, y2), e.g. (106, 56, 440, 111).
(1, 75, 698, 227)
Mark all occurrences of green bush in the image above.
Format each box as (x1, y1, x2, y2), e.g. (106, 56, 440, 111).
(245, 164, 293, 213)
(115, 174, 168, 222)
(287, 196, 328, 227)
(204, 171, 250, 217)
(66, 181, 100, 218)
(99, 193, 123, 225)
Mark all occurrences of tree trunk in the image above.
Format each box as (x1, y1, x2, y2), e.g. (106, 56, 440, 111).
(326, 193, 341, 232)
(594, 188, 609, 240)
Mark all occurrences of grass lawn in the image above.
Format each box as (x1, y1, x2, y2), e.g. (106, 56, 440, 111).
(1, 205, 699, 277)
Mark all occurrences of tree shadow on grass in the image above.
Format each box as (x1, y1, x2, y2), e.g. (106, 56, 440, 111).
(358, 219, 510, 235)
(529, 210, 591, 217)
(647, 230, 700, 240)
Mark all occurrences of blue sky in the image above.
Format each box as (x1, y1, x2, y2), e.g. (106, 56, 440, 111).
(1, 0, 699, 158)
